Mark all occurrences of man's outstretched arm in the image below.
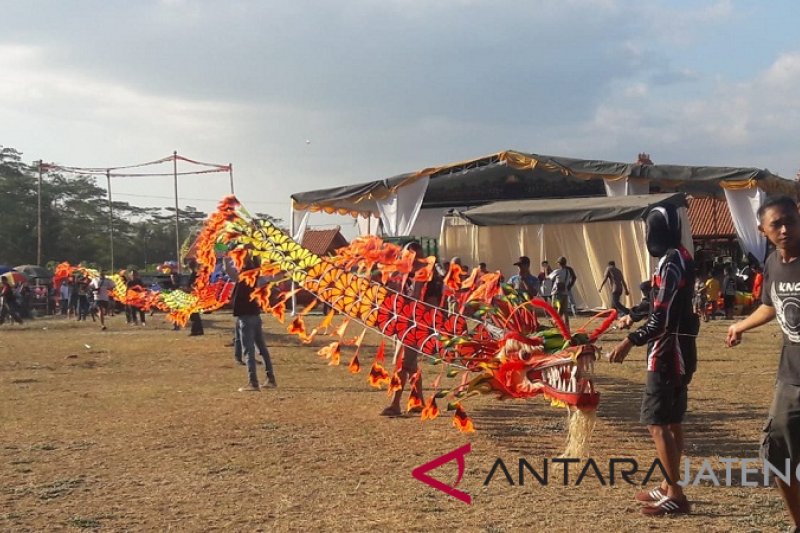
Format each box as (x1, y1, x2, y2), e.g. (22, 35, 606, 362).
(726, 304, 776, 347)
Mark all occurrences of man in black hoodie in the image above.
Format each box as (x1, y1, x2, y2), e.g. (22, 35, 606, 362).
(609, 204, 699, 516)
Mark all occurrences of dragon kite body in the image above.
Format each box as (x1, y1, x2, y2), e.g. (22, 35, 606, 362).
(213, 197, 616, 452)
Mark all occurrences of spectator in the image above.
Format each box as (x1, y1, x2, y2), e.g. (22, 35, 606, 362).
(693, 273, 709, 322)
(539, 260, 553, 303)
(561, 257, 578, 316)
(125, 270, 147, 326)
(598, 260, 630, 315)
(508, 256, 540, 300)
(89, 270, 115, 330)
(18, 284, 32, 319)
(705, 270, 721, 320)
(722, 266, 737, 319)
(68, 274, 79, 318)
(548, 256, 576, 328)
(629, 281, 652, 323)
(59, 279, 71, 316)
(186, 261, 204, 336)
(76, 275, 90, 321)
(0, 277, 23, 325)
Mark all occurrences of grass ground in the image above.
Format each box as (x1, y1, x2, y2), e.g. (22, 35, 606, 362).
(0, 310, 793, 532)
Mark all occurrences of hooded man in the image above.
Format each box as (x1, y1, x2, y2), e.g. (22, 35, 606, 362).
(609, 203, 699, 516)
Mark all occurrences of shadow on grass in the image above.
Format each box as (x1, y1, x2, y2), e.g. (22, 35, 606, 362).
(471, 371, 765, 460)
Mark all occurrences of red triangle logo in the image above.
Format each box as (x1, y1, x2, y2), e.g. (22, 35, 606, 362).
(411, 443, 472, 504)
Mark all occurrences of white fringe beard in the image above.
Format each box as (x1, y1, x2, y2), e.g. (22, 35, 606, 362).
(561, 407, 597, 458)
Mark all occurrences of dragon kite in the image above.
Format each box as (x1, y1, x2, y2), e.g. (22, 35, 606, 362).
(54, 196, 617, 455)
(212, 196, 617, 455)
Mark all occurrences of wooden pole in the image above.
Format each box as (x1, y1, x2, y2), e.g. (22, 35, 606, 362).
(37, 160, 43, 265)
(107, 170, 115, 272)
(173, 151, 181, 273)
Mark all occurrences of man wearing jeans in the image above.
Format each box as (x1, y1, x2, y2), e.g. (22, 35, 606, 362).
(225, 256, 277, 391)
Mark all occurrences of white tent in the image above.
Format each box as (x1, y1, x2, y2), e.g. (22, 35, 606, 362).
(290, 150, 797, 265)
(440, 193, 692, 311)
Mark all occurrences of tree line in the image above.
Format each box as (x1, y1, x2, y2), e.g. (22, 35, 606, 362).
(0, 145, 279, 272)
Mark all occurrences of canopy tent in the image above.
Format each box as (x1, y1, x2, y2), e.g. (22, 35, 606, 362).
(290, 149, 797, 262)
(441, 193, 692, 311)
(14, 265, 53, 280)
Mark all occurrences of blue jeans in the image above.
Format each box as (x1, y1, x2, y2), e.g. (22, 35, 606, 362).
(237, 314, 273, 385)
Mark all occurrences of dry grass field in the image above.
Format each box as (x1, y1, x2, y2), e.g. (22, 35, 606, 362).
(0, 310, 793, 532)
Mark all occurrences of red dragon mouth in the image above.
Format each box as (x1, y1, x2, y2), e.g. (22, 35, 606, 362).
(524, 349, 600, 410)
(489, 344, 600, 410)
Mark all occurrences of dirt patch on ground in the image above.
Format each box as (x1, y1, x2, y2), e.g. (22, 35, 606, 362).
(0, 311, 792, 531)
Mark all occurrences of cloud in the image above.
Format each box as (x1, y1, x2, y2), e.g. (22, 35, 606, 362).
(0, 0, 798, 221)
(569, 49, 800, 174)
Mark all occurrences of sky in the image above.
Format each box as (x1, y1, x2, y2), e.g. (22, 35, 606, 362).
(2, 0, 800, 233)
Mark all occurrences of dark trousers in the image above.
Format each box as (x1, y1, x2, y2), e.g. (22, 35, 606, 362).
(0, 299, 23, 324)
(189, 312, 204, 335)
(612, 291, 630, 315)
(126, 305, 146, 324)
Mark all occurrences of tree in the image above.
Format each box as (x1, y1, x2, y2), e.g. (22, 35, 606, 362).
(0, 144, 216, 270)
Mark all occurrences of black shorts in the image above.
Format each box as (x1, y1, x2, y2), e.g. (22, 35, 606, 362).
(640, 371, 689, 425)
(96, 300, 109, 311)
(762, 380, 800, 472)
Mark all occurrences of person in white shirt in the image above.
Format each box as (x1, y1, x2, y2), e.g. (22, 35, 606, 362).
(89, 270, 115, 330)
(548, 256, 576, 328)
(59, 279, 72, 316)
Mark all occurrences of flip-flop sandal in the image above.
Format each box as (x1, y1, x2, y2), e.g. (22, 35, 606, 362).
(635, 487, 665, 503)
(641, 495, 691, 516)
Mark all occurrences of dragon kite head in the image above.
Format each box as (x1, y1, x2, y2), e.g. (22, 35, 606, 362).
(491, 339, 599, 410)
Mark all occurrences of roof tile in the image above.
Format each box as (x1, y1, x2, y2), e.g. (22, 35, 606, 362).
(687, 197, 736, 237)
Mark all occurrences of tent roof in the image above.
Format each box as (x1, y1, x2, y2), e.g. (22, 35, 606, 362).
(291, 150, 797, 216)
(457, 192, 687, 226)
(14, 265, 53, 279)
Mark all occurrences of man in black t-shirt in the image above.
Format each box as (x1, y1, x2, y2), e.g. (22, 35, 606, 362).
(728, 196, 800, 531)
